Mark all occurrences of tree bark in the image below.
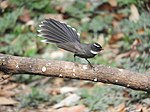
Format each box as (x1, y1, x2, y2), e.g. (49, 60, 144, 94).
(0, 53, 150, 92)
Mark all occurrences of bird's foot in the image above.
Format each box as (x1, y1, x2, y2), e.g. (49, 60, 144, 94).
(89, 64, 95, 70)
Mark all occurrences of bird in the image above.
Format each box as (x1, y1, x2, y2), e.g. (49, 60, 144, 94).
(37, 18, 103, 67)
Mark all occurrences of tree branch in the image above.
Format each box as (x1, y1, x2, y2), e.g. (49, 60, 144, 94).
(0, 53, 150, 92)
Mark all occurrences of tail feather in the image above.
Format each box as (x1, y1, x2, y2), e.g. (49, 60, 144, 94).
(39, 29, 68, 43)
(43, 20, 67, 37)
(63, 24, 78, 41)
(39, 24, 66, 36)
(46, 19, 76, 42)
(46, 19, 67, 35)
(39, 34, 61, 43)
(38, 18, 80, 44)
(39, 23, 68, 42)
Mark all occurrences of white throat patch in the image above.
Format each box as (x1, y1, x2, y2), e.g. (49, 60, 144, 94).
(90, 50, 98, 54)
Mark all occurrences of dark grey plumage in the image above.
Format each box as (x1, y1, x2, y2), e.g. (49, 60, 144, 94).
(38, 18, 103, 67)
(38, 19, 80, 43)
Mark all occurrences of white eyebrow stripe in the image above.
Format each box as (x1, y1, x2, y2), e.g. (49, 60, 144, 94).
(90, 50, 98, 54)
(93, 43, 100, 47)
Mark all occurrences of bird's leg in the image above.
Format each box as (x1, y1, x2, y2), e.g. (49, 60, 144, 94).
(85, 58, 93, 68)
(74, 54, 76, 62)
(74, 54, 78, 66)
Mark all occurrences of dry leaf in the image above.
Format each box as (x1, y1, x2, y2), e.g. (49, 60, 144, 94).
(129, 4, 139, 22)
(109, 44, 121, 49)
(137, 28, 145, 35)
(112, 13, 127, 21)
(0, 97, 17, 105)
(115, 52, 131, 61)
(49, 88, 60, 95)
(4, 83, 17, 90)
(109, 33, 124, 44)
(60, 87, 78, 94)
(98, 34, 105, 46)
(115, 103, 126, 112)
(0, 0, 8, 9)
(50, 51, 65, 59)
(0, 83, 18, 97)
(44, 14, 63, 22)
(53, 78, 64, 87)
(96, 3, 115, 12)
(130, 51, 140, 60)
(131, 38, 142, 50)
(26, 20, 35, 26)
(112, 20, 119, 28)
(108, 106, 116, 112)
(135, 104, 143, 112)
(81, 17, 90, 23)
(0, 90, 16, 97)
(19, 9, 31, 23)
(53, 94, 80, 108)
(81, 32, 88, 40)
(56, 105, 86, 112)
(142, 107, 150, 112)
(86, 2, 91, 9)
(108, 0, 117, 7)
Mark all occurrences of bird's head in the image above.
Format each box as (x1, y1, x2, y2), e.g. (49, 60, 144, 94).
(90, 43, 103, 55)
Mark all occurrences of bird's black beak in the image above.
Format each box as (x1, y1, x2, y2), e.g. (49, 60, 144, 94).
(98, 48, 104, 54)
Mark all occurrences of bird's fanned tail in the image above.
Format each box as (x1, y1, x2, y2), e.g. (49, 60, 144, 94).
(38, 18, 80, 43)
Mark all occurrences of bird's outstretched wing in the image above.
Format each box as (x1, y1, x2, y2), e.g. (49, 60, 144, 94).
(38, 18, 80, 43)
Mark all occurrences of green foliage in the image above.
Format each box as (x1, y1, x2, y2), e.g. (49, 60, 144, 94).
(91, 56, 117, 66)
(79, 85, 125, 111)
(18, 86, 66, 108)
(65, 0, 88, 19)
(0, 0, 149, 110)
(89, 15, 113, 33)
(13, 74, 42, 84)
(119, 12, 150, 39)
(49, 94, 65, 105)
(0, 32, 37, 56)
(18, 87, 49, 108)
(65, 0, 108, 19)
(128, 90, 150, 103)
(0, 8, 23, 35)
(79, 85, 148, 111)
(120, 48, 150, 72)
(9, 0, 53, 11)
(118, 0, 137, 6)
(117, 12, 150, 72)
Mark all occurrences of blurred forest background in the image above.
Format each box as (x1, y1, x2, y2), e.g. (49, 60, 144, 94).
(0, 0, 150, 112)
